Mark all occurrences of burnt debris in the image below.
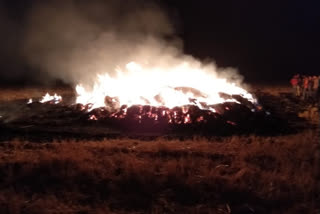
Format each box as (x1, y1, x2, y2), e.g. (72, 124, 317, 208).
(0, 91, 304, 142)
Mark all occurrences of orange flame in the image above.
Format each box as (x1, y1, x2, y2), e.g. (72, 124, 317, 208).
(73, 61, 256, 111)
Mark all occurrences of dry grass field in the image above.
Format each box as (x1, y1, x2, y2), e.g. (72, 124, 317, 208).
(0, 85, 319, 214)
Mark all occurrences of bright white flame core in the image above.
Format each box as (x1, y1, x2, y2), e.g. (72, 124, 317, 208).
(76, 61, 255, 111)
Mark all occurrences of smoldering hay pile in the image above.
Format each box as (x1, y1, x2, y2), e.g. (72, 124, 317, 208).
(0, 1, 289, 137)
(15, 67, 281, 136)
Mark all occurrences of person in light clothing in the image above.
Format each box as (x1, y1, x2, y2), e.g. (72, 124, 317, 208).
(302, 76, 309, 100)
(313, 76, 319, 99)
(290, 75, 299, 97)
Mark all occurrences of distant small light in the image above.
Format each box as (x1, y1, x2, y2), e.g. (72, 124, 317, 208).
(266, 111, 271, 115)
(251, 109, 255, 112)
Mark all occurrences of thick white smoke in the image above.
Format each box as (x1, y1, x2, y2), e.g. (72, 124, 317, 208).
(22, 0, 245, 88)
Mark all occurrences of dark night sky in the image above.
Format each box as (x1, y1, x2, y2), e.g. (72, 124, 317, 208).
(165, 0, 320, 82)
(0, 0, 319, 85)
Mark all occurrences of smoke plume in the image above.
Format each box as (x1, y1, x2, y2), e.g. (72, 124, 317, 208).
(22, 0, 244, 87)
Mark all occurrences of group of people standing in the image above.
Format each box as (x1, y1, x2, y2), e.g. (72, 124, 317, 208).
(290, 74, 319, 100)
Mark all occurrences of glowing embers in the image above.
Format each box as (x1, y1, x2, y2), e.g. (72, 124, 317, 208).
(84, 102, 254, 126)
(86, 104, 218, 126)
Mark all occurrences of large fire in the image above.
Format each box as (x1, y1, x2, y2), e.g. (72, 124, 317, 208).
(32, 61, 261, 128)
(75, 61, 256, 112)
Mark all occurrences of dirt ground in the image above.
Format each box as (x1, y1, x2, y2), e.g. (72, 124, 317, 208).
(0, 85, 319, 214)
